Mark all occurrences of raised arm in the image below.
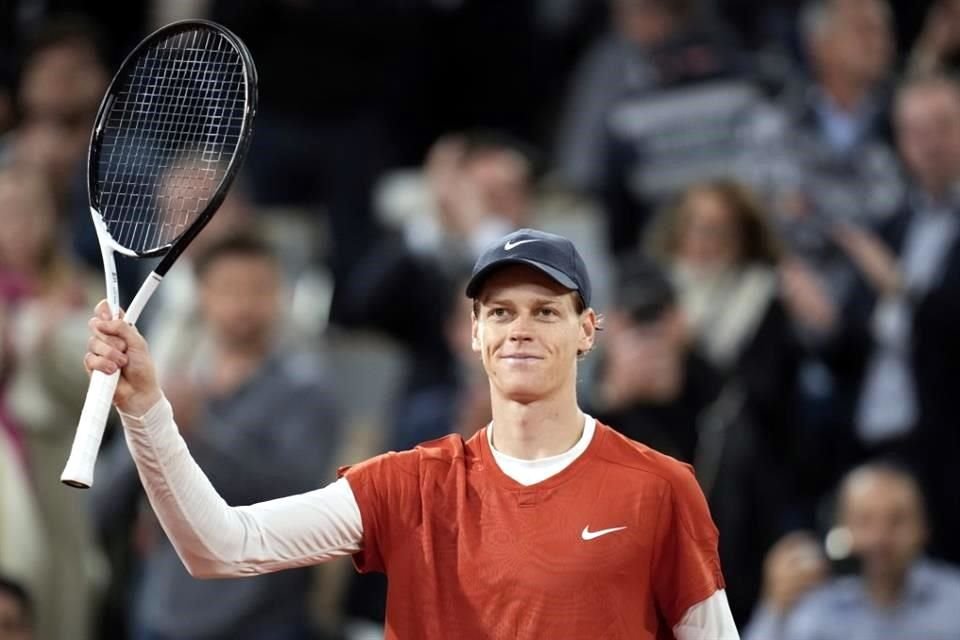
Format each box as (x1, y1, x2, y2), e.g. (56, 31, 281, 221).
(85, 301, 362, 577)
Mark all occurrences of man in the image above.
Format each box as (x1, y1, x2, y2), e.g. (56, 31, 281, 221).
(0, 576, 32, 640)
(744, 462, 960, 639)
(741, 0, 902, 303)
(819, 73, 960, 564)
(89, 233, 342, 640)
(84, 228, 739, 639)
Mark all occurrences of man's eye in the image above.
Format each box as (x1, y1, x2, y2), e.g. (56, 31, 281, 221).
(490, 308, 508, 318)
(538, 308, 557, 317)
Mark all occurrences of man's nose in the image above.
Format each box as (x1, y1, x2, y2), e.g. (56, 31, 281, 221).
(508, 316, 534, 341)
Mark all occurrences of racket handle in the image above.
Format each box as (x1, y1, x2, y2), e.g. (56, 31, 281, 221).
(61, 369, 121, 488)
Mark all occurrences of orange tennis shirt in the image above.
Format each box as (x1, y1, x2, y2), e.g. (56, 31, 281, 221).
(339, 421, 725, 639)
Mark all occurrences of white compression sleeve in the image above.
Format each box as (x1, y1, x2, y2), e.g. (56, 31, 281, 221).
(674, 589, 741, 640)
(119, 397, 362, 578)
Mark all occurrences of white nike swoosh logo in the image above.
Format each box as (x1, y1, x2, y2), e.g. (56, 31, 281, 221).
(504, 239, 539, 250)
(581, 525, 627, 541)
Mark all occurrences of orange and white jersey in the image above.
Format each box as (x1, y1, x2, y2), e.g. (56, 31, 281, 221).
(341, 418, 727, 639)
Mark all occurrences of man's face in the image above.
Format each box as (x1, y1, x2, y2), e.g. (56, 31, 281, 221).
(199, 254, 281, 349)
(472, 265, 595, 404)
(16, 43, 107, 193)
(0, 591, 31, 640)
(841, 471, 927, 582)
(812, 1, 893, 87)
(896, 84, 960, 193)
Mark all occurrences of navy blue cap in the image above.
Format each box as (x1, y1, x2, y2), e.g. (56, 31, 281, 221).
(465, 228, 592, 306)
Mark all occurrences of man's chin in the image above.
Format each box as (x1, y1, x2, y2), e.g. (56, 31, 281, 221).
(498, 384, 547, 405)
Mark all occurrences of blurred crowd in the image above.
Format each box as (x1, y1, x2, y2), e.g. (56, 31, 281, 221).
(3, 0, 960, 639)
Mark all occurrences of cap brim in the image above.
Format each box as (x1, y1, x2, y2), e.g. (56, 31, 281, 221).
(465, 258, 579, 299)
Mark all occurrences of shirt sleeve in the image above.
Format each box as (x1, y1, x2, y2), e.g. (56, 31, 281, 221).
(337, 448, 421, 574)
(652, 461, 727, 629)
(674, 589, 740, 640)
(119, 397, 363, 578)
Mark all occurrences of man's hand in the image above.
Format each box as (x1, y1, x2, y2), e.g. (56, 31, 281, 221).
(84, 299, 162, 416)
(762, 531, 829, 615)
(779, 258, 837, 334)
(831, 224, 902, 298)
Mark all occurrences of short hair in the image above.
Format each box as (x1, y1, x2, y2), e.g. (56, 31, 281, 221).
(800, 0, 891, 45)
(0, 574, 33, 626)
(458, 129, 542, 183)
(836, 459, 928, 524)
(193, 231, 278, 279)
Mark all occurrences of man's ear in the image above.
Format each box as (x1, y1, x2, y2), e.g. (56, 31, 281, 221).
(471, 312, 481, 352)
(579, 308, 597, 354)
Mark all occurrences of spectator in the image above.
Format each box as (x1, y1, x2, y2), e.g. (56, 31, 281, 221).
(646, 179, 831, 457)
(0, 15, 144, 300)
(90, 232, 342, 640)
(0, 417, 44, 640)
(555, 0, 750, 197)
(588, 0, 764, 255)
(819, 73, 960, 564)
(142, 177, 256, 381)
(589, 254, 788, 625)
(0, 575, 33, 640)
(403, 130, 539, 263)
(744, 462, 960, 639)
(0, 164, 101, 640)
(742, 0, 902, 304)
(4, 15, 108, 202)
(344, 131, 539, 391)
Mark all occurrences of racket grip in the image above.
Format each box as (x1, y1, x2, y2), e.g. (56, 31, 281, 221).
(61, 369, 121, 488)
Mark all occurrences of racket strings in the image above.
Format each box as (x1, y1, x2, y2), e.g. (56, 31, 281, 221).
(96, 26, 247, 254)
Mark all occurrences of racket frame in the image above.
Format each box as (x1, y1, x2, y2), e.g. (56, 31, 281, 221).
(61, 19, 257, 488)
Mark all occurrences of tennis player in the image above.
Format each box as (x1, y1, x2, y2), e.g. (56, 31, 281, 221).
(85, 228, 739, 639)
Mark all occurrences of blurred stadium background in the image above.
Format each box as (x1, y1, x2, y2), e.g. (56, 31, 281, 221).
(2, 0, 960, 639)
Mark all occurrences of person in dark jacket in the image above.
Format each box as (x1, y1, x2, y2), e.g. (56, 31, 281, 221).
(589, 254, 791, 626)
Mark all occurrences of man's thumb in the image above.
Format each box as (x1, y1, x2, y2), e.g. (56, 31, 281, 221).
(96, 300, 113, 321)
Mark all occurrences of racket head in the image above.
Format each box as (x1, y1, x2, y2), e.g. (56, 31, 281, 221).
(87, 19, 257, 263)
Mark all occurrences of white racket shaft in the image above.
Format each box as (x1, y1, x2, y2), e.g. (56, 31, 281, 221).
(61, 266, 162, 488)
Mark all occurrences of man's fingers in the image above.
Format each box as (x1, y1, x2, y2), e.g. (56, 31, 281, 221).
(85, 352, 120, 375)
(95, 299, 113, 320)
(87, 332, 127, 354)
(91, 316, 138, 340)
(88, 336, 129, 367)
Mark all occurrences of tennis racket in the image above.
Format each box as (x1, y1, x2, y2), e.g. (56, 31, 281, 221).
(61, 19, 257, 488)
